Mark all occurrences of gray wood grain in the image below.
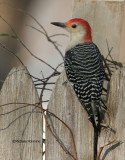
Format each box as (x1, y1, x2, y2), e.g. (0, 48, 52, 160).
(102, 68, 125, 160)
(0, 66, 42, 160)
(46, 71, 94, 160)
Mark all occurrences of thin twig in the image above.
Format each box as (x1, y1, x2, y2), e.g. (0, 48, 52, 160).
(102, 55, 112, 77)
(56, 62, 64, 70)
(35, 82, 55, 86)
(96, 138, 117, 160)
(36, 88, 52, 91)
(49, 33, 68, 38)
(40, 70, 45, 80)
(0, 42, 24, 65)
(26, 73, 45, 82)
(105, 40, 113, 59)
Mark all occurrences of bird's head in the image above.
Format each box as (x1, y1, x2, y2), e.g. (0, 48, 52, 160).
(51, 18, 92, 50)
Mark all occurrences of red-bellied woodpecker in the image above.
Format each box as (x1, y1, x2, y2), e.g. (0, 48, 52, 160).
(51, 18, 104, 160)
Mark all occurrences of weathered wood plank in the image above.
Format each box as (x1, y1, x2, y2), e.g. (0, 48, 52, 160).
(46, 68, 125, 160)
(72, 0, 124, 60)
(46, 71, 94, 160)
(0, 66, 42, 160)
(101, 68, 125, 160)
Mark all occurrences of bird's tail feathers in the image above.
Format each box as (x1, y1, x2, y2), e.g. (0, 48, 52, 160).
(94, 127, 99, 160)
(82, 101, 100, 160)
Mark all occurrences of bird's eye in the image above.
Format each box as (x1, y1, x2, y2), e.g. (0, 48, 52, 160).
(72, 24, 77, 28)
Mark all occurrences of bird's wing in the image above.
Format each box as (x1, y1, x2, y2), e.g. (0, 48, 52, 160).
(65, 43, 104, 99)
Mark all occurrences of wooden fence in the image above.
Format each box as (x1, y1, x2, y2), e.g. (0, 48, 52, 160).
(0, 66, 125, 160)
(0, 1, 125, 160)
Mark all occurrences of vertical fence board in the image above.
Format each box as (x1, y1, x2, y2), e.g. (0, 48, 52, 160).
(0, 66, 42, 160)
(46, 71, 94, 160)
(72, 0, 124, 60)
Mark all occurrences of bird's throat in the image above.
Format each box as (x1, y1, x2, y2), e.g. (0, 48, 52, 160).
(66, 32, 92, 51)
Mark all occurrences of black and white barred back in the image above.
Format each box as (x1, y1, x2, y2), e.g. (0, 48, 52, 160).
(64, 42, 104, 129)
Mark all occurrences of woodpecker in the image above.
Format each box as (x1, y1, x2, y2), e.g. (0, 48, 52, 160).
(51, 18, 104, 160)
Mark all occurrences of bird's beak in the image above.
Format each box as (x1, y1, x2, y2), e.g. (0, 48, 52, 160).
(51, 22, 67, 28)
